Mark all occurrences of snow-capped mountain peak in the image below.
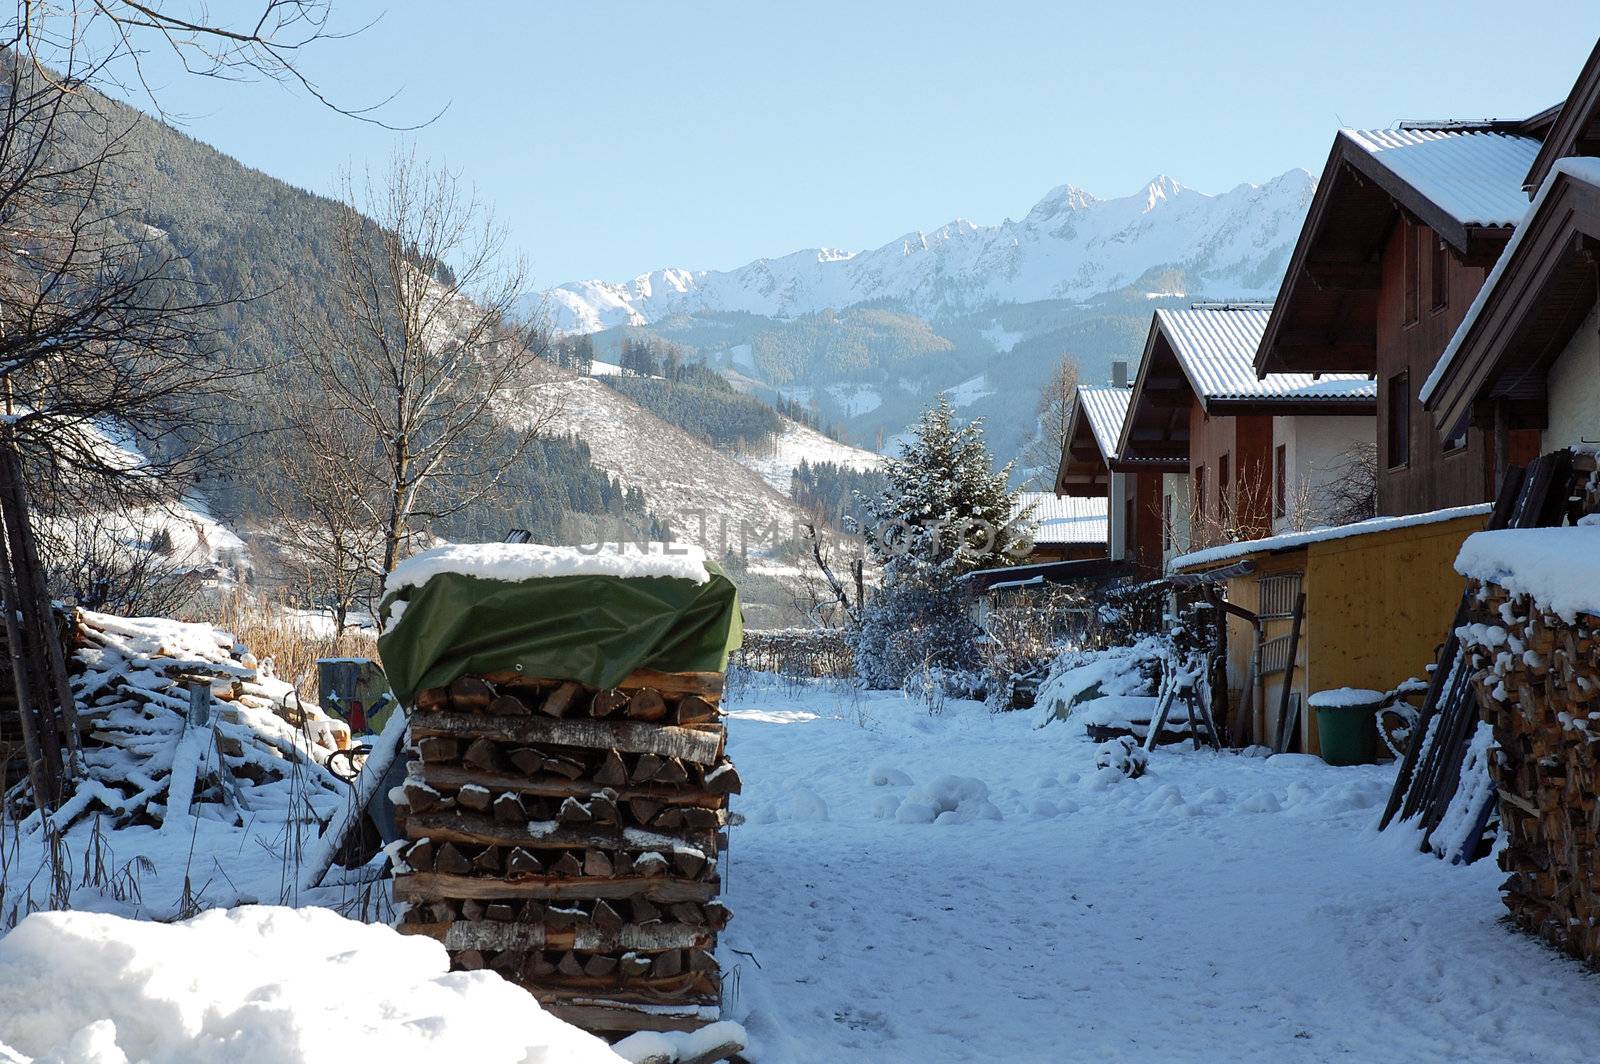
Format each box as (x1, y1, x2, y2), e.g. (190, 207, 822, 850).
(543, 168, 1315, 334)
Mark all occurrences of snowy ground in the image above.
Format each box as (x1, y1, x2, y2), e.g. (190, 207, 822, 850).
(717, 679, 1599, 1063)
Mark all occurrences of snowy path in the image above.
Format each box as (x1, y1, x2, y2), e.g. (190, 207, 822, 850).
(718, 682, 1599, 1063)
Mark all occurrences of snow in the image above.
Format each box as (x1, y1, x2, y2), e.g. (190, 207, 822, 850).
(943, 374, 993, 409)
(385, 541, 711, 599)
(1454, 525, 1600, 621)
(1307, 687, 1385, 709)
(0, 906, 621, 1063)
(824, 384, 883, 418)
(734, 416, 882, 493)
(588, 358, 626, 376)
(717, 677, 1600, 1062)
(979, 321, 1026, 353)
(542, 170, 1316, 332)
(1423, 156, 1600, 404)
(1170, 502, 1492, 572)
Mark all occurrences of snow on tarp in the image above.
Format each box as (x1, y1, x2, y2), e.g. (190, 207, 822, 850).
(1422, 156, 1600, 405)
(386, 541, 712, 598)
(0, 906, 623, 1063)
(1455, 524, 1600, 622)
(1169, 503, 1492, 573)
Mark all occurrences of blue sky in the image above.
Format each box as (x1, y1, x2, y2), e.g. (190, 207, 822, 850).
(122, 2, 1595, 286)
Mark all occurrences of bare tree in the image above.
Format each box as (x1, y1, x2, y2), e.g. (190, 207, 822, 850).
(38, 512, 197, 616)
(1024, 352, 1080, 487)
(290, 151, 557, 575)
(1317, 443, 1379, 526)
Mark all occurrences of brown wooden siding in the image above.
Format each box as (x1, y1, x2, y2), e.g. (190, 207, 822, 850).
(1127, 470, 1164, 576)
(1187, 401, 1272, 547)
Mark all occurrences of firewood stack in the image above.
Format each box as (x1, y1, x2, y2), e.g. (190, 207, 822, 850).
(392, 666, 741, 1035)
(1459, 579, 1600, 969)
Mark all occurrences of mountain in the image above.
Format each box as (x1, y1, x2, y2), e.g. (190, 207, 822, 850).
(546, 172, 1312, 332)
(544, 172, 1315, 472)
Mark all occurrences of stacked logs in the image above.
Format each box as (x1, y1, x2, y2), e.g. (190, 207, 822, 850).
(1459, 579, 1600, 968)
(393, 667, 740, 1035)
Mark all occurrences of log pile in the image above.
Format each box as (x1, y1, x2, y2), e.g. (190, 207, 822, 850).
(392, 667, 740, 1035)
(1459, 579, 1600, 968)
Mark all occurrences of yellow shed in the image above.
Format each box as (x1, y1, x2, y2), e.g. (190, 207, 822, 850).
(1171, 505, 1490, 755)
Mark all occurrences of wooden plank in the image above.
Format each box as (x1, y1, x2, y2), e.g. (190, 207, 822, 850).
(403, 810, 716, 857)
(538, 1000, 717, 1034)
(394, 871, 717, 903)
(407, 711, 724, 766)
(415, 763, 726, 810)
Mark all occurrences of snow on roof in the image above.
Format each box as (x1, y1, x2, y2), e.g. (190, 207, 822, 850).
(1343, 128, 1541, 229)
(1455, 524, 1600, 621)
(1169, 502, 1492, 572)
(1076, 385, 1132, 459)
(1013, 492, 1109, 545)
(1155, 307, 1376, 403)
(1421, 156, 1600, 405)
(386, 541, 711, 598)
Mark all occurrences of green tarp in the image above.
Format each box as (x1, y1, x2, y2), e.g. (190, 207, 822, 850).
(376, 562, 743, 706)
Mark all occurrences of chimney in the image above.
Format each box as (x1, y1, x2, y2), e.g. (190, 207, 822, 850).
(1111, 360, 1129, 388)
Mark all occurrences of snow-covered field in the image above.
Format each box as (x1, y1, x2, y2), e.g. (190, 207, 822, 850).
(717, 680, 1600, 1063)
(735, 418, 883, 492)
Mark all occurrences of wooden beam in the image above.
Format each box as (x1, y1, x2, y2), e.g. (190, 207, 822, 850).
(408, 711, 724, 765)
(395, 871, 717, 903)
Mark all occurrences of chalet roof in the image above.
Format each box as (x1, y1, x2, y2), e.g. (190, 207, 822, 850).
(1343, 128, 1540, 229)
(1012, 492, 1109, 546)
(1524, 39, 1600, 192)
(1255, 125, 1541, 376)
(1420, 157, 1600, 435)
(1156, 307, 1374, 404)
(1077, 385, 1132, 460)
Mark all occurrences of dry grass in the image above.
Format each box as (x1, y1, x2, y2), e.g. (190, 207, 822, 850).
(196, 594, 379, 704)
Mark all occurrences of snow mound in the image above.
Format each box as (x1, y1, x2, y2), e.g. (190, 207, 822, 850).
(887, 775, 1002, 825)
(1094, 736, 1148, 779)
(867, 765, 913, 787)
(0, 906, 622, 1064)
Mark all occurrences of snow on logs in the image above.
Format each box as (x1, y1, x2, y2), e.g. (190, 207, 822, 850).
(1457, 578, 1600, 969)
(393, 667, 739, 1034)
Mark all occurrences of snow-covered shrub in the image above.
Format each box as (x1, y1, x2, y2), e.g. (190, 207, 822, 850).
(1034, 636, 1165, 725)
(1095, 736, 1148, 779)
(876, 775, 1002, 825)
(979, 584, 1092, 711)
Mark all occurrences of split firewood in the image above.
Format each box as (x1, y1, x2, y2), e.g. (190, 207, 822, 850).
(489, 949, 523, 975)
(493, 792, 527, 823)
(588, 791, 620, 823)
(634, 852, 668, 878)
(583, 953, 619, 978)
(461, 899, 486, 922)
(402, 782, 442, 813)
(654, 758, 689, 786)
(449, 677, 496, 712)
(673, 851, 707, 879)
(557, 797, 593, 824)
(435, 843, 471, 875)
(403, 838, 435, 873)
(520, 900, 548, 923)
(415, 687, 450, 711)
(557, 951, 585, 978)
(626, 688, 667, 722)
(487, 694, 531, 718)
(654, 808, 685, 830)
(592, 899, 623, 931)
(591, 690, 629, 719)
(671, 902, 705, 926)
(486, 902, 519, 922)
(582, 849, 614, 878)
(688, 948, 718, 973)
(457, 783, 493, 813)
(545, 755, 586, 780)
(416, 736, 460, 763)
(682, 807, 720, 830)
(506, 847, 542, 876)
(702, 901, 731, 930)
(428, 901, 458, 923)
(631, 898, 661, 924)
(463, 738, 502, 773)
(472, 846, 501, 874)
(525, 953, 558, 978)
(619, 951, 652, 977)
(704, 760, 742, 795)
(540, 682, 583, 719)
(631, 755, 663, 784)
(455, 949, 486, 971)
(652, 950, 683, 979)
(595, 750, 628, 787)
(550, 852, 583, 878)
(508, 747, 546, 776)
(545, 905, 581, 931)
(675, 696, 718, 726)
(629, 798, 664, 825)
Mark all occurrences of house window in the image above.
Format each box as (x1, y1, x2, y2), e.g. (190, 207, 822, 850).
(1163, 493, 1173, 551)
(1444, 412, 1469, 454)
(1431, 236, 1449, 310)
(1403, 222, 1421, 325)
(1195, 465, 1206, 527)
(1387, 370, 1411, 469)
(1124, 496, 1134, 557)
(1274, 444, 1288, 519)
(1218, 453, 1232, 525)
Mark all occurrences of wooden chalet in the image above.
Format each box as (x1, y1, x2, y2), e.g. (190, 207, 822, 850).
(1254, 119, 1554, 517)
(1056, 369, 1175, 573)
(1116, 304, 1375, 565)
(1423, 43, 1600, 453)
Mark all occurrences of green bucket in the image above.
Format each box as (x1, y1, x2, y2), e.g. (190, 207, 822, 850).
(1309, 689, 1382, 766)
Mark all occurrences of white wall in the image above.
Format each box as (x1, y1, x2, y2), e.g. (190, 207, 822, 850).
(1545, 305, 1600, 452)
(1270, 415, 1376, 533)
(1108, 471, 1128, 561)
(1162, 472, 1191, 568)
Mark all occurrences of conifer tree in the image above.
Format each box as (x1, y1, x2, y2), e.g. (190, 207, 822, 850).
(852, 395, 1032, 690)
